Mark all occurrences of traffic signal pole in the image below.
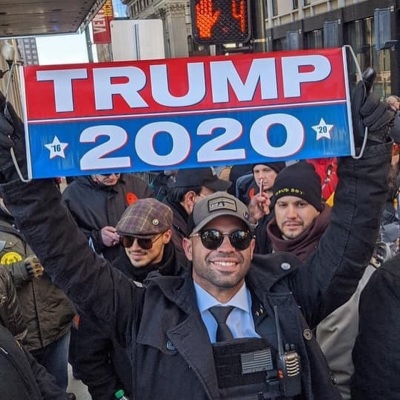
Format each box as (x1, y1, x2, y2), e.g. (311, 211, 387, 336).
(190, 0, 251, 46)
(252, 0, 268, 53)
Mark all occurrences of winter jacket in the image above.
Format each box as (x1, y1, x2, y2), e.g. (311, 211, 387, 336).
(227, 164, 253, 196)
(236, 173, 256, 205)
(61, 174, 154, 261)
(2, 142, 391, 399)
(307, 158, 338, 201)
(254, 212, 275, 254)
(0, 324, 69, 400)
(0, 216, 75, 351)
(317, 264, 376, 400)
(351, 253, 400, 400)
(74, 243, 189, 400)
(0, 265, 27, 341)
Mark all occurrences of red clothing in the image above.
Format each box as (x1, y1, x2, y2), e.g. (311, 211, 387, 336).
(307, 158, 338, 201)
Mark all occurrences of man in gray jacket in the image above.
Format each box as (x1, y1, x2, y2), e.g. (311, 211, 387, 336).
(0, 77, 397, 399)
(0, 196, 76, 396)
(0, 265, 71, 399)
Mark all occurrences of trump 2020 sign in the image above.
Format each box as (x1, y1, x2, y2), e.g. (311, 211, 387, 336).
(21, 47, 354, 179)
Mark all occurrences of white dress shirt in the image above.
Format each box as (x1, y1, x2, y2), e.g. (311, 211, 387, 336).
(194, 282, 260, 343)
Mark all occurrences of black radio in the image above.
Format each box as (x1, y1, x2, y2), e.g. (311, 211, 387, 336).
(274, 306, 302, 397)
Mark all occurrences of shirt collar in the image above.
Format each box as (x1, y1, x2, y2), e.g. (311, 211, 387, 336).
(194, 281, 251, 314)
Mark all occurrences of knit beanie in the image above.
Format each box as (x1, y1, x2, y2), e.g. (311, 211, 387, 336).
(252, 162, 286, 174)
(272, 161, 323, 211)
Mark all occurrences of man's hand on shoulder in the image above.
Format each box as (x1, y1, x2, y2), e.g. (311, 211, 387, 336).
(101, 226, 120, 247)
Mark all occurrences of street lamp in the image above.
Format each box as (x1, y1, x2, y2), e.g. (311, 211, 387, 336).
(0, 41, 15, 79)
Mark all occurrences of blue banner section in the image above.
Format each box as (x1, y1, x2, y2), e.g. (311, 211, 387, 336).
(28, 103, 352, 178)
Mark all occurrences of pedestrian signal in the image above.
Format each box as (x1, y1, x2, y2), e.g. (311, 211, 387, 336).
(190, 0, 251, 45)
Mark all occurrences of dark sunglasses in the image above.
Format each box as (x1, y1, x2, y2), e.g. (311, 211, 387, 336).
(120, 233, 162, 250)
(192, 229, 253, 251)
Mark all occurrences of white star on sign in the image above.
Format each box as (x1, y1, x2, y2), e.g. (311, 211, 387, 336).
(312, 118, 334, 140)
(44, 136, 69, 159)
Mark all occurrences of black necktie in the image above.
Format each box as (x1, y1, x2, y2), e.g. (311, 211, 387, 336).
(209, 305, 234, 342)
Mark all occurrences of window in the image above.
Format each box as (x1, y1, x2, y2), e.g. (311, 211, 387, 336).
(272, 0, 278, 16)
(305, 29, 322, 49)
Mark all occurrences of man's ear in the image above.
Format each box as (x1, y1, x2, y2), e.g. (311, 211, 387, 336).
(249, 238, 256, 260)
(182, 190, 197, 213)
(182, 237, 193, 261)
(162, 229, 172, 244)
(185, 190, 197, 203)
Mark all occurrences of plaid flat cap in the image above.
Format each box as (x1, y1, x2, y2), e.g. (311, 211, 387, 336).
(116, 198, 173, 237)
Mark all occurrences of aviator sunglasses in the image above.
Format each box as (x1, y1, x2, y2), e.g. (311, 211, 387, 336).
(191, 229, 253, 251)
(120, 233, 163, 250)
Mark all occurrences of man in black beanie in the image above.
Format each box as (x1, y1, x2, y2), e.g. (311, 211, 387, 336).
(273, 162, 323, 213)
(252, 161, 331, 259)
(266, 161, 330, 261)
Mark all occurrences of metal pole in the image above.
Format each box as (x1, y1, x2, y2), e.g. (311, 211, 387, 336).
(85, 25, 94, 63)
(252, 0, 267, 53)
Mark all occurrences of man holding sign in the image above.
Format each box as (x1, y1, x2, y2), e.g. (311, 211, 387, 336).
(0, 73, 397, 399)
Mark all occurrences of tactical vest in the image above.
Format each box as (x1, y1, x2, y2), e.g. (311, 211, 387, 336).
(212, 335, 302, 398)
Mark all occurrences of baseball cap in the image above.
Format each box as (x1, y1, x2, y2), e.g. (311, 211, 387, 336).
(170, 167, 231, 192)
(188, 192, 255, 235)
(116, 198, 173, 238)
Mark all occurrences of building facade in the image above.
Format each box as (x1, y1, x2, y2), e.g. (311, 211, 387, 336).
(261, 0, 400, 99)
(112, 0, 129, 18)
(1, 0, 399, 114)
(120, 0, 400, 98)
(122, 0, 192, 58)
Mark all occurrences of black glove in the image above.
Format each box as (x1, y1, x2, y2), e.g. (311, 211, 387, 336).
(359, 93, 396, 143)
(351, 68, 396, 146)
(0, 95, 28, 183)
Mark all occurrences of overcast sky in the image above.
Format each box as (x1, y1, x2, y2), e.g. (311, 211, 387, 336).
(36, 32, 95, 65)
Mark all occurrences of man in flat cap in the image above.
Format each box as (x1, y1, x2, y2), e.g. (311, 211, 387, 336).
(72, 198, 188, 400)
(61, 173, 154, 263)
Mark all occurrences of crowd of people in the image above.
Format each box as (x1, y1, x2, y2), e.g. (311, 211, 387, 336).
(0, 82, 400, 400)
